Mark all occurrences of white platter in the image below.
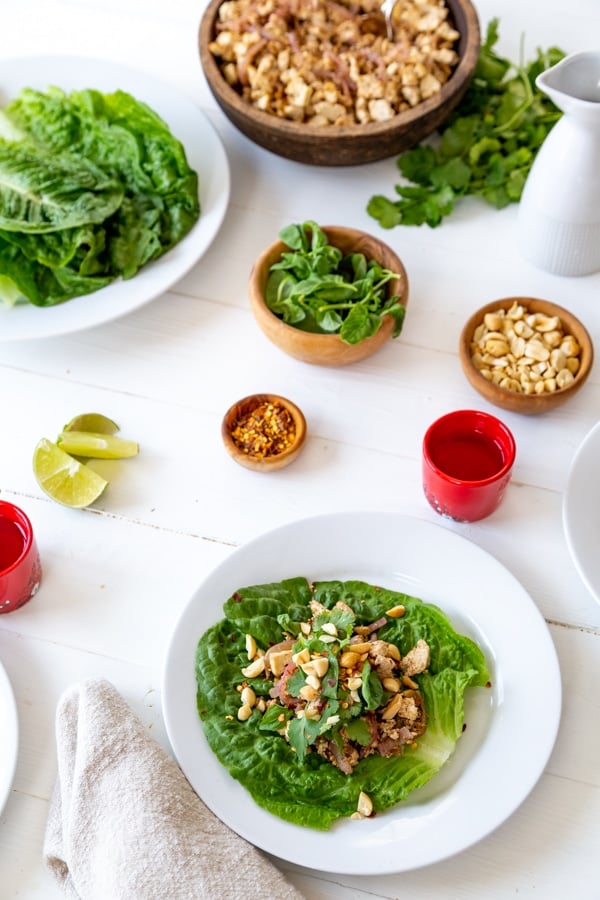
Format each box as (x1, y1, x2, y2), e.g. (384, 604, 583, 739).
(0, 55, 230, 342)
(0, 658, 18, 815)
(563, 421, 600, 605)
(162, 511, 562, 875)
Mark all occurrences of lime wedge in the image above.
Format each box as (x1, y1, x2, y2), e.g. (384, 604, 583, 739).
(33, 438, 108, 508)
(63, 413, 120, 435)
(57, 431, 139, 459)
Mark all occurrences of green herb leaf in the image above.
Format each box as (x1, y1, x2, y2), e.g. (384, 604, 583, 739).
(259, 704, 291, 732)
(367, 20, 565, 229)
(196, 577, 490, 831)
(344, 718, 373, 746)
(264, 221, 405, 344)
(287, 714, 320, 763)
(339, 303, 380, 344)
(430, 157, 472, 191)
(285, 668, 308, 698)
(317, 697, 341, 732)
(322, 652, 340, 700)
(361, 661, 387, 711)
(313, 606, 355, 638)
(276, 613, 302, 637)
(366, 195, 403, 229)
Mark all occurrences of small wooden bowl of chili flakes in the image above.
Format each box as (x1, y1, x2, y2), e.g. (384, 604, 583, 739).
(222, 393, 307, 471)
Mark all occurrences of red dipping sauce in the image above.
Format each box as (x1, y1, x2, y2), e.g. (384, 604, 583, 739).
(0, 518, 27, 572)
(429, 433, 507, 482)
(0, 501, 42, 612)
(422, 410, 516, 522)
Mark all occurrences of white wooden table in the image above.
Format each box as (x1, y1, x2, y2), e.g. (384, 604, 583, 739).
(1, 1, 599, 897)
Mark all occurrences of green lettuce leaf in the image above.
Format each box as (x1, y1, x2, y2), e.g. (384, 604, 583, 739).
(195, 578, 490, 830)
(0, 236, 112, 306)
(0, 139, 123, 233)
(5, 87, 199, 252)
(0, 84, 200, 306)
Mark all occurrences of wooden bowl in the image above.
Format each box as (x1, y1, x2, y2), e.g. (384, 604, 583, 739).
(198, 0, 480, 166)
(248, 225, 409, 366)
(459, 297, 594, 415)
(222, 393, 307, 471)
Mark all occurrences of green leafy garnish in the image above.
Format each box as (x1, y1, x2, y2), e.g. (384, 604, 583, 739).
(361, 660, 387, 711)
(0, 86, 200, 306)
(196, 577, 490, 830)
(265, 221, 406, 344)
(367, 20, 565, 229)
(313, 605, 355, 640)
(344, 717, 373, 746)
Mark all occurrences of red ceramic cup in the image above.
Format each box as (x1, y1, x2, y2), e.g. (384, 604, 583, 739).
(422, 410, 516, 523)
(0, 501, 42, 613)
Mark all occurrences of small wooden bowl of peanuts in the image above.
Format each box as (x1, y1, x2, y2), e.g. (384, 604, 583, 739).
(459, 297, 594, 415)
(222, 393, 307, 471)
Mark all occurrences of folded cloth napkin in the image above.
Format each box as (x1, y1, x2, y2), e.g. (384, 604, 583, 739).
(44, 678, 305, 900)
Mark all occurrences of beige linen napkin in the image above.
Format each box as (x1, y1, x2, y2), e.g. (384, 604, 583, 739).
(44, 678, 305, 900)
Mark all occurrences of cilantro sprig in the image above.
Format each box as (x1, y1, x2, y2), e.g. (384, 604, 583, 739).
(367, 20, 565, 229)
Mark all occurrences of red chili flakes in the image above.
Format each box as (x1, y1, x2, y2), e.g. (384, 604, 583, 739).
(230, 400, 296, 458)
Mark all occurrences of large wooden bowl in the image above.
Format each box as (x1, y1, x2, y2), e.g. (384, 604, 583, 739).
(248, 225, 409, 366)
(459, 297, 594, 415)
(199, 0, 480, 166)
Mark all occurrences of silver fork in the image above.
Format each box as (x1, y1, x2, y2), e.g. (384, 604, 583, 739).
(379, 0, 398, 41)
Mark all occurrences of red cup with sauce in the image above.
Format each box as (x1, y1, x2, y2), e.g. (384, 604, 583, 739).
(422, 410, 516, 523)
(0, 501, 42, 613)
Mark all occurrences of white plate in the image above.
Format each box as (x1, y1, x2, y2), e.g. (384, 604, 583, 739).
(0, 55, 230, 341)
(162, 511, 561, 875)
(0, 659, 18, 815)
(563, 421, 600, 605)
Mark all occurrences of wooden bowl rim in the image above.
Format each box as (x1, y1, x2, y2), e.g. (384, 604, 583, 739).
(199, 0, 481, 140)
(459, 296, 594, 412)
(221, 392, 307, 468)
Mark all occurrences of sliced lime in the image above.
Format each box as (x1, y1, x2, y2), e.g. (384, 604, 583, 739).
(63, 413, 120, 435)
(33, 438, 108, 508)
(57, 431, 139, 459)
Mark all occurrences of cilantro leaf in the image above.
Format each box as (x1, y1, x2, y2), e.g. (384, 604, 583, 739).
(366, 195, 403, 229)
(367, 20, 565, 229)
(313, 606, 355, 639)
(344, 718, 373, 746)
(259, 704, 290, 732)
(397, 145, 438, 185)
(287, 714, 320, 763)
(285, 668, 308, 698)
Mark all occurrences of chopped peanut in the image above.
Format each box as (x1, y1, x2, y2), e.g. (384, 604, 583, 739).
(209, 0, 460, 126)
(357, 791, 373, 817)
(469, 302, 583, 396)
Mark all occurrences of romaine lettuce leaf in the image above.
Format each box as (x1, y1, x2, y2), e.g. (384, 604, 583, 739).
(0, 236, 112, 306)
(0, 84, 200, 306)
(0, 140, 123, 232)
(195, 578, 490, 830)
(0, 223, 107, 272)
(5, 87, 199, 251)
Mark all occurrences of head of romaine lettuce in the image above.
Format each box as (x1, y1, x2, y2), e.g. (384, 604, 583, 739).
(195, 577, 490, 830)
(0, 86, 199, 307)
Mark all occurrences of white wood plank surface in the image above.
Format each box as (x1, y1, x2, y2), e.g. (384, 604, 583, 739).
(1, 1, 599, 897)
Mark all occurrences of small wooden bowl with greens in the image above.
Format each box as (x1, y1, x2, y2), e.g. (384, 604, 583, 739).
(248, 222, 409, 366)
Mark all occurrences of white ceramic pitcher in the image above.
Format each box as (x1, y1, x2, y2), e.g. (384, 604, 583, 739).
(517, 51, 600, 277)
